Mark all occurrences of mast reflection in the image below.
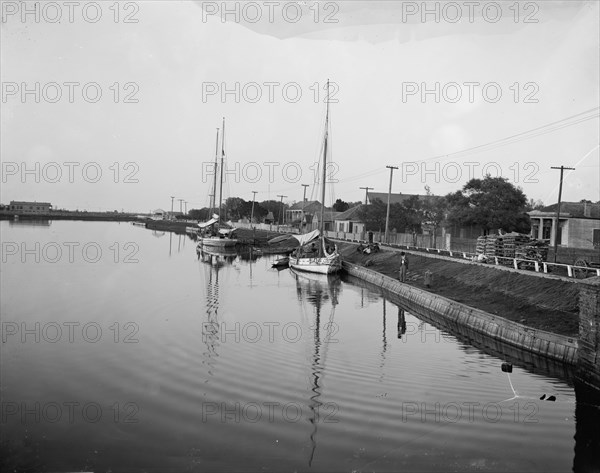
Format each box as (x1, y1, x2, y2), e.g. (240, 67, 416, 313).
(196, 247, 236, 377)
(290, 269, 341, 467)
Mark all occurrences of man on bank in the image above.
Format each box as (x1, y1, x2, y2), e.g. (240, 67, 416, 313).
(399, 252, 409, 282)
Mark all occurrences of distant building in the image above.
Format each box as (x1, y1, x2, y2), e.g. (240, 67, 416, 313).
(334, 204, 366, 235)
(264, 211, 275, 224)
(528, 201, 600, 249)
(285, 200, 325, 226)
(9, 201, 52, 214)
(152, 209, 166, 220)
(311, 210, 341, 232)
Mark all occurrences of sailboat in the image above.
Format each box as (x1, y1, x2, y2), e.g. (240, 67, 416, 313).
(197, 118, 238, 250)
(289, 81, 342, 274)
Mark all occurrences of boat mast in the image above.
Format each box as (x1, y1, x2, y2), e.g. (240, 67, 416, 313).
(319, 80, 330, 257)
(211, 127, 220, 217)
(218, 117, 225, 225)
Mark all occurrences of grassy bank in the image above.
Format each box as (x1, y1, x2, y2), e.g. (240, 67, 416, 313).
(338, 242, 580, 337)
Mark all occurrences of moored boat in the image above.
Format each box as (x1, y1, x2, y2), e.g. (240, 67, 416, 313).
(197, 118, 238, 250)
(289, 80, 341, 274)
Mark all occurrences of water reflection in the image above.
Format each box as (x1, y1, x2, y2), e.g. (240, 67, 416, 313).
(196, 248, 233, 377)
(397, 307, 407, 339)
(342, 272, 576, 385)
(290, 269, 341, 467)
(8, 219, 51, 227)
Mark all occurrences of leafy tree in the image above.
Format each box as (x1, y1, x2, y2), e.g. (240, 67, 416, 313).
(225, 197, 246, 220)
(446, 176, 530, 233)
(189, 208, 211, 221)
(357, 198, 387, 232)
(333, 199, 349, 212)
(526, 198, 545, 211)
(260, 200, 288, 223)
(420, 186, 448, 246)
(244, 201, 267, 222)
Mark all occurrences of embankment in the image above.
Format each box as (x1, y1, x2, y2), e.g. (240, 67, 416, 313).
(338, 242, 580, 337)
(343, 261, 578, 365)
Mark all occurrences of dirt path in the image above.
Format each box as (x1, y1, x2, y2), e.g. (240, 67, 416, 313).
(338, 242, 580, 337)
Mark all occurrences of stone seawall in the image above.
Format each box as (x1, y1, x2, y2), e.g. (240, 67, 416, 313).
(343, 261, 579, 365)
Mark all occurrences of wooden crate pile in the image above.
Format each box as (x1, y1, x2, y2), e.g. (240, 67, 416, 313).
(476, 236, 487, 254)
(502, 234, 530, 258)
(515, 240, 549, 262)
(484, 235, 503, 257)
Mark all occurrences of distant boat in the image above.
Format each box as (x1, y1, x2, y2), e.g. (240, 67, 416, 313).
(197, 118, 238, 250)
(272, 256, 290, 268)
(289, 81, 341, 275)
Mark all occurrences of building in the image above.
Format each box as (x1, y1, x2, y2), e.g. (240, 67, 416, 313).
(334, 204, 366, 235)
(8, 201, 52, 214)
(285, 200, 324, 225)
(528, 202, 600, 249)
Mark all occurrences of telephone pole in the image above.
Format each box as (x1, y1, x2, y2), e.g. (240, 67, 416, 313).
(250, 191, 258, 224)
(170, 196, 175, 220)
(277, 194, 287, 227)
(384, 166, 398, 243)
(178, 199, 184, 214)
(301, 184, 310, 206)
(360, 186, 374, 205)
(550, 165, 575, 262)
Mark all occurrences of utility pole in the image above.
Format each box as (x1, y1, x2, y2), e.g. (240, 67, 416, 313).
(170, 196, 175, 221)
(301, 184, 310, 205)
(184, 201, 187, 215)
(178, 199, 184, 214)
(250, 191, 257, 224)
(277, 194, 287, 227)
(384, 166, 398, 244)
(360, 186, 374, 205)
(550, 165, 575, 263)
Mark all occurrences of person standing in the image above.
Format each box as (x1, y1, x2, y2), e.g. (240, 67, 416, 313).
(399, 251, 409, 282)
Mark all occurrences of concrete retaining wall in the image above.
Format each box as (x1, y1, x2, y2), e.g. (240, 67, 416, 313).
(343, 261, 579, 365)
(577, 277, 600, 390)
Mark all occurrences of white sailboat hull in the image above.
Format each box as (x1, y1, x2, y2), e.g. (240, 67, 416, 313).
(197, 237, 238, 249)
(289, 253, 341, 274)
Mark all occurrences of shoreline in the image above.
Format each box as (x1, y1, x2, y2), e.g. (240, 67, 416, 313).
(337, 241, 580, 338)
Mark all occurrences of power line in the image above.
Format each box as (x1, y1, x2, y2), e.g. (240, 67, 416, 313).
(332, 107, 599, 186)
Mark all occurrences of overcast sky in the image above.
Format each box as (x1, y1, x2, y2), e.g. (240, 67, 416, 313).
(1, 1, 598, 212)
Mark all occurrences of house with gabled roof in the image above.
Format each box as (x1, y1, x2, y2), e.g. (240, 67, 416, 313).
(334, 204, 366, 235)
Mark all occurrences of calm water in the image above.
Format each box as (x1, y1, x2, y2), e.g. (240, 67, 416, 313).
(0, 220, 592, 472)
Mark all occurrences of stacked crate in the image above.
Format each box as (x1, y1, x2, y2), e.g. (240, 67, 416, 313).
(502, 234, 516, 258)
(476, 236, 487, 255)
(484, 236, 503, 257)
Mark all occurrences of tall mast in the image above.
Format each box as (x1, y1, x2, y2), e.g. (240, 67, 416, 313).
(319, 80, 330, 255)
(211, 127, 219, 216)
(218, 117, 225, 223)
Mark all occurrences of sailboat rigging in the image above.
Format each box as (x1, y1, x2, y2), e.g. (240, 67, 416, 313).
(289, 80, 342, 274)
(197, 118, 238, 249)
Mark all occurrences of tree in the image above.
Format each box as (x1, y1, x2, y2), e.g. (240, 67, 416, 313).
(189, 208, 211, 221)
(333, 199, 349, 212)
(420, 186, 448, 247)
(446, 176, 530, 234)
(357, 198, 387, 232)
(526, 198, 545, 211)
(260, 200, 288, 223)
(225, 197, 246, 221)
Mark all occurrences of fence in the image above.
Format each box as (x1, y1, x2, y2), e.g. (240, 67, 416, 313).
(233, 222, 300, 234)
